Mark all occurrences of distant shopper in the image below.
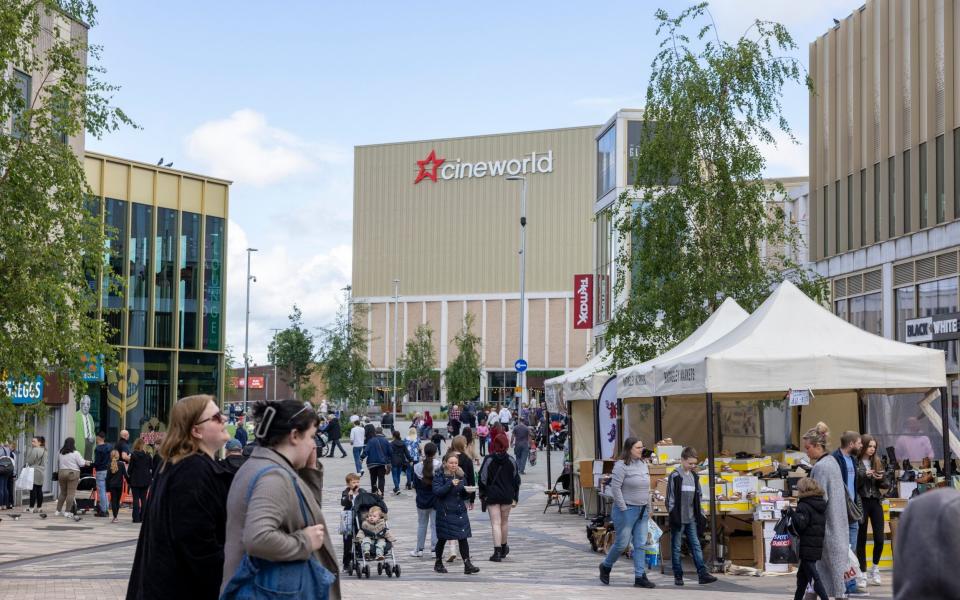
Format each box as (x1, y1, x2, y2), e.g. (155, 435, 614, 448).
(127, 438, 152, 523)
(404, 428, 422, 490)
(512, 420, 531, 475)
(411, 443, 440, 558)
(422, 411, 434, 440)
(477, 420, 490, 457)
(804, 422, 847, 599)
(830, 430, 862, 549)
(350, 418, 366, 474)
(219, 439, 246, 474)
(234, 420, 248, 447)
(325, 414, 347, 458)
(116, 430, 132, 461)
(432, 452, 479, 575)
(381, 410, 395, 434)
(24, 436, 47, 513)
(126, 395, 233, 600)
(106, 449, 128, 522)
(478, 434, 520, 562)
(498, 405, 511, 431)
(55, 437, 87, 518)
(856, 433, 886, 585)
(666, 447, 715, 586)
(0, 441, 15, 509)
(389, 429, 412, 495)
(92, 431, 112, 517)
(364, 427, 392, 496)
(893, 488, 960, 600)
(598, 437, 655, 589)
(786, 477, 829, 600)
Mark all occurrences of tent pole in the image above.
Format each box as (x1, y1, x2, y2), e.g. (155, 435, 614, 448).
(942, 386, 952, 478)
(653, 396, 663, 442)
(705, 392, 720, 572)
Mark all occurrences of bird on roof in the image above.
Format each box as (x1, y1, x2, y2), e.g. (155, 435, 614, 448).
(156, 157, 164, 165)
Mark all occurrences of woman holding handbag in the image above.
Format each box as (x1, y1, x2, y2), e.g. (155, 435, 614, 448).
(221, 399, 339, 600)
(24, 436, 47, 512)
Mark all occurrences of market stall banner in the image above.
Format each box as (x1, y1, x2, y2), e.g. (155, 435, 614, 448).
(597, 377, 618, 459)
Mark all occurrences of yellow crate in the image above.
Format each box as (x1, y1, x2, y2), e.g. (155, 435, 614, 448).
(730, 456, 774, 472)
(702, 500, 752, 512)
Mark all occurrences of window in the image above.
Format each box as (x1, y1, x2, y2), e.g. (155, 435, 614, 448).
(873, 164, 880, 242)
(11, 69, 30, 139)
(103, 199, 127, 345)
(937, 135, 945, 223)
(889, 156, 896, 237)
(836, 291, 882, 336)
(895, 286, 916, 342)
(597, 126, 616, 198)
(179, 212, 201, 349)
(127, 203, 152, 346)
(835, 299, 848, 321)
(595, 208, 614, 324)
(124, 350, 173, 441)
(203, 216, 224, 350)
(919, 143, 927, 229)
(860, 169, 866, 246)
(918, 277, 959, 371)
(903, 149, 911, 233)
(154, 208, 177, 347)
(823, 185, 829, 256)
(177, 351, 219, 398)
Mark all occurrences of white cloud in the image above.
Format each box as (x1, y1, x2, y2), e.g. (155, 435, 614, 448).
(760, 129, 808, 178)
(225, 219, 351, 365)
(184, 109, 348, 186)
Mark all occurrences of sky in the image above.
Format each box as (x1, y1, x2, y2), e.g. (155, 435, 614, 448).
(87, 0, 864, 364)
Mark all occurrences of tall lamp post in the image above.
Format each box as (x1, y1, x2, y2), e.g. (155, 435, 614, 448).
(392, 279, 400, 417)
(243, 247, 259, 415)
(505, 175, 527, 411)
(269, 327, 282, 401)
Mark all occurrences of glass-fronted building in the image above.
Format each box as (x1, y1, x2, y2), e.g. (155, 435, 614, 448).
(78, 152, 230, 443)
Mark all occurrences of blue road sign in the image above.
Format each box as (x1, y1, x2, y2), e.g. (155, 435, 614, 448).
(514, 359, 528, 373)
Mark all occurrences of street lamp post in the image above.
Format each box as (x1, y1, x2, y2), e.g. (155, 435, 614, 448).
(392, 279, 400, 418)
(269, 327, 282, 401)
(506, 175, 527, 411)
(243, 248, 259, 415)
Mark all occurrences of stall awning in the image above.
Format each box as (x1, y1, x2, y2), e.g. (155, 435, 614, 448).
(544, 351, 613, 401)
(616, 297, 749, 398)
(655, 280, 947, 397)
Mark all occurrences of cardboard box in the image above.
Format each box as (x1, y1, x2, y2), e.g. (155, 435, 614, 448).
(777, 450, 806, 466)
(727, 535, 755, 567)
(762, 478, 786, 491)
(648, 464, 668, 476)
(731, 456, 773, 472)
(719, 514, 753, 533)
(656, 445, 683, 463)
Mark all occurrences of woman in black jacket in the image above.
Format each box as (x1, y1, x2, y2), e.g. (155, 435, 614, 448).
(787, 477, 829, 600)
(856, 434, 887, 584)
(127, 438, 152, 523)
(105, 449, 129, 522)
(478, 434, 520, 562)
(389, 429, 412, 495)
(432, 453, 479, 575)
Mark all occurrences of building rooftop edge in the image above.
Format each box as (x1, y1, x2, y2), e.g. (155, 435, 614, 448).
(354, 124, 603, 150)
(84, 150, 233, 185)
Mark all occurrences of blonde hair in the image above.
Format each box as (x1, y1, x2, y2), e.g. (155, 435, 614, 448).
(159, 395, 216, 467)
(450, 435, 467, 455)
(367, 506, 383, 519)
(802, 421, 830, 450)
(797, 477, 825, 497)
(109, 449, 120, 474)
(345, 472, 360, 483)
(132, 438, 145, 452)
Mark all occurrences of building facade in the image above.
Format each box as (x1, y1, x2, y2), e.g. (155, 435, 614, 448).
(78, 153, 230, 444)
(352, 126, 598, 406)
(810, 0, 960, 407)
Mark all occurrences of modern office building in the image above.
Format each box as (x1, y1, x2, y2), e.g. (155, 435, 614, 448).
(809, 0, 960, 403)
(77, 152, 230, 443)
(352, 126, 598, 406)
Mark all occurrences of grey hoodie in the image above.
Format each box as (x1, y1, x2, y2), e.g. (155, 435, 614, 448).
(894, 488, 960, 600)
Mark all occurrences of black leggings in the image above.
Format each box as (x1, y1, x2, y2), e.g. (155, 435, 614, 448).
(794, 560, 828, 600)
(29, 483, 43, 508)
(369, 465, 386, 496)
(856, 496, 885, 570)
(435, 538, 470, 560)
(109, 487, 122, 518)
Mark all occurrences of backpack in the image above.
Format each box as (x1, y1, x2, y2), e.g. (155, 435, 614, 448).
(0, 452, 13, 477)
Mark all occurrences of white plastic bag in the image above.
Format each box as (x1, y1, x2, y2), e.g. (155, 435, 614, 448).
(646, 518, 663, 546)
(843, 548, 867, 593)
(16, 466, 33, 491)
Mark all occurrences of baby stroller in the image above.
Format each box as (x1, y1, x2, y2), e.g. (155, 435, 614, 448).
(549, 429, 568, 451)
(348, 489, 400, 579)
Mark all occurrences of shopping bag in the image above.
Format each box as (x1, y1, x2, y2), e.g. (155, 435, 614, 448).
(843, 548, 867, 593)
(16, 467, 34, 491)
(338, 510, 352, 535)
(769, 513, 798, 564)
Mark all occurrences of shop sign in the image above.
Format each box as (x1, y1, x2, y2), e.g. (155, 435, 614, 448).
(905, 312, 960, 343)
(80, 352, 104, 382)
(5, 376, 44, 405)
(414, 149, 554, 184)
(236, 376, 265, 389)
(574, 274, 593, 329)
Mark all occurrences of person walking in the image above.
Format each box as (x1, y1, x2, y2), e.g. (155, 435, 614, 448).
(830, 430, 862, 550)
(512, 419, 531, 475)
(221, 399, 340, 600)
(325, 414, 347, 458)
(498, 404, 511, 432)
(804, 422, 848, 599)
(349, 417, 366, 475)
(234, 419, 248, 447)
(442, 435, 476, 563)
(665, 447, 716, 585)
(432, 452, 480, 575)
(381, 410, 395, 435)
(364, 427, 392, 497)
(106, 449, 128, 522)
(786, 477, 830, 600)
(411, 442, 440, 558)
(126, 395, 233, 600)
(0, 441, 16, 509)
(55, 437, 87, 518)
(477, 420, 490, 457)
(422, 411, 434, 440)
(92, 431, 112, 517)
(404, 428, 422, 490)
(478, 434, 520, 562)
(389, 429, 412, 495)
(24, 436, 47, 513)
(598, 437, 655, 589)
(856, 434, 886, 585)
(127, 438, 152, 523)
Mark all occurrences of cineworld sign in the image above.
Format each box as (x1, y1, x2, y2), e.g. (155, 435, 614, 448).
(414, 149, 554, 184)
(905, 312, 960, 343)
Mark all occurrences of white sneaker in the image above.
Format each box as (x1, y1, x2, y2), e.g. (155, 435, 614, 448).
(54, 511, 62, 516)
(409, 549, 423, 558)
(63, 512, 73, 519)
(870, 566, 881, 585)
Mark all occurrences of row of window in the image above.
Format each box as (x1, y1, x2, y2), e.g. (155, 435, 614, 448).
(94, 198, 224, 351)
(895, 276, 960, 372)
(823, 131, 958, 257)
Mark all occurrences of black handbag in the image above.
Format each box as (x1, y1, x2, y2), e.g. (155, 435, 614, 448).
(844, 488, 863, 523)
(769, 514, 799, 564)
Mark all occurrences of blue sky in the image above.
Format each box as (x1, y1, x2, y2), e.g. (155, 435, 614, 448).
(88, 0, 863, 363)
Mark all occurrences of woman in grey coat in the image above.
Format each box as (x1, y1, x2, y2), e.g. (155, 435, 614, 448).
(804, 422, 848, 599)
(221, 400, 340, 600)
(25, 436, 47, 511)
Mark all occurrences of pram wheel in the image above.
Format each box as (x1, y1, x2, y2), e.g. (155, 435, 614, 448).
(393, 565, 401, 578)
(377, 562, 383, 575)
(385, 563, 392, 577)
(354, 564, 362, 579)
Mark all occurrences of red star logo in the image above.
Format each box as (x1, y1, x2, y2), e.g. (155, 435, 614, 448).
(414, 150, 445, 184)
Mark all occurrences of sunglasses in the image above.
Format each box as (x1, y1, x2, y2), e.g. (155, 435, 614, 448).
(196, 411, 226, 426)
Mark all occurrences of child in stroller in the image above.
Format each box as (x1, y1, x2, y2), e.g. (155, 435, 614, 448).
(349, 488, 401, 578)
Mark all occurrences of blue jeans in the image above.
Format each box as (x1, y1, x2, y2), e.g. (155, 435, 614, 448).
(670, 521, 707, 577)
(515, 445, 529, 474)
(0, 475, 9, 507)
(416, 507, 437, 552)
(406, 464, 415, 486)
(352, 447, 364, 473)
(848, 521, 859, 551)
(95, 471, 109, 513)
(602, 504, 649, 577)
(391, 466, 404, 492)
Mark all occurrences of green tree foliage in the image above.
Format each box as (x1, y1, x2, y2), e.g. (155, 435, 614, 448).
(0, 0, 135, 442)
(399, 324, 438, 404)
(316, 302, 370, 411)
(444, 313, 482, 404)
(268, 305, 315, 397)
(604, 3, 826, 368)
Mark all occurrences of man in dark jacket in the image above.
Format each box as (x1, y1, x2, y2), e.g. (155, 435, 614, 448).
(219, 440, 246, 474)
(787, 477, 829, 600)
(381, 411, 395, 434)
(894, 488, 960, 599)
(665, 447, 715, 586)
(234, 422, 248, 447)
(363, 428, 392, 496)
(830, 430, 862, 549)
(325, 415, 347, 458)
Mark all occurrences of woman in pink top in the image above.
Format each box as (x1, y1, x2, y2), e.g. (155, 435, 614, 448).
(477, 420, 490, 457)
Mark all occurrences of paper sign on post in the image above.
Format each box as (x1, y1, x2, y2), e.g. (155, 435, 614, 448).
(788, 388, 812, 407)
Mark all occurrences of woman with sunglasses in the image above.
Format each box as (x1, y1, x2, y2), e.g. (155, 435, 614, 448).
(221, 399, 340, 599)
(127, 395, 233, 600)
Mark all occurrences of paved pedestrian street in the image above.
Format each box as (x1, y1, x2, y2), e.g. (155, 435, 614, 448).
(0, 434, 894, 599)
